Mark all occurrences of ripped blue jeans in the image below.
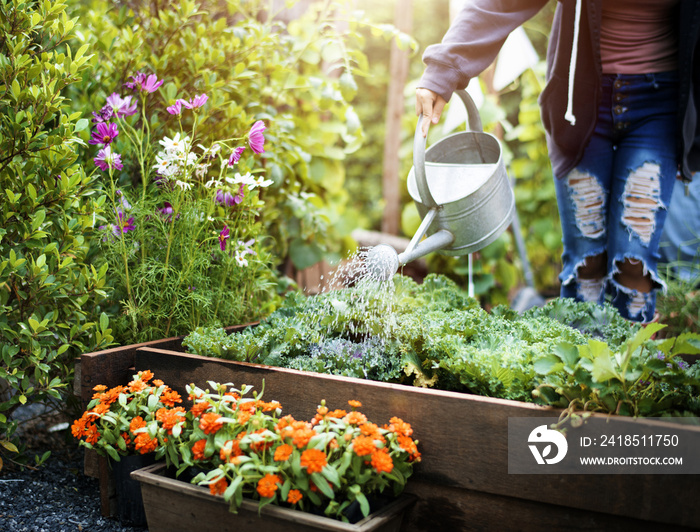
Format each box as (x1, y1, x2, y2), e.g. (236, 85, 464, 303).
(554, 72, 678, 322)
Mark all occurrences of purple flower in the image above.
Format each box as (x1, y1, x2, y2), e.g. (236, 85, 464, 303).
(166, 100, 183, 115)
(248, 120, 266, 154)
(179, 93, 208, 109)
(124, 72, 147, 91)
(106, 93, 138, 117)
(89, 122, 119, 145)
(141, 74, 164, 93)
(94, 146, 123, 171)
(92, 105, 114, 124)
(227, 147, 245, 166)
(218, 226, 230, 251)
(116, 211, 136, 234)
(159, 202, 174, 216)
(215, 187, 243, 207)
(125, 72, 163, 93)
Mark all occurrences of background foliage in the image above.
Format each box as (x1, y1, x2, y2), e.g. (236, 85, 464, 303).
(0, 0, 113, 467)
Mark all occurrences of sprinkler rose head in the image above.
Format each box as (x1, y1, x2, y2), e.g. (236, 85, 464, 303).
(365, 244, 399, 281)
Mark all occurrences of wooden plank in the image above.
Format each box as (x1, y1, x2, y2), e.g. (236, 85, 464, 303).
(403, 479, 694, 532)
(381, 0, 412, 235)
(80, 323, 254, 405)
(134, 347, 700, 529)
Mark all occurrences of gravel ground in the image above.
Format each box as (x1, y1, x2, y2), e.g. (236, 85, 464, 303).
(0, 406, 147, 532)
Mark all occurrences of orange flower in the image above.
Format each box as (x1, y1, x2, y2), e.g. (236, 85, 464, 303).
(385, 417, 413, 437)
(192, 439, 207, 461)
(160, 388, 182, 407)
(121, 432, 131, 448)
(256, 473, 281, 499)
(274, 443, 293, 462)
(300, 448, 327, 474)
(359, 422, 383, 441)
(237, 410, 252, 424)
(129, 416, 146, 433)
(91, 403, 110, 416)
(99, 386, 125, 405)
(327, 409, 347, 419)
(290, 425, 316, 449)
(200, 412, 224, 435)
(134, 432, 158, 454)
(92, 384, 108, 392)
(348, 400, 362, 409)
(190, 401, 210, 418)
(352, 435, 377, 457)
(156, 407, 185, 433)
(275, 415, 296, 432)
(128, 378, 147, 393)
(209, 477, 228, 496)
(344, 411, 367, 425)
(398, 435, 420, 457)
(370, 448, 393, 474)
(153, 379, 164, 387)
(71, 413, 89, 438)
(287, 489, 303, 505)
(85, 424, 100, 445)
(137, 369, 154, 382)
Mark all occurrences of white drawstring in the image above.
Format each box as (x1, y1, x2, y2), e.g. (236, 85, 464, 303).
(565, 0, 582, 126)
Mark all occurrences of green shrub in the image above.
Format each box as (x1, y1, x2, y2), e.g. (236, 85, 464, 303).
(0, 0, 113, 466)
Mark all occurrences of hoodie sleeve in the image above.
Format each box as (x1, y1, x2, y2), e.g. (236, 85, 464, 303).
(419, 0, 550, 102)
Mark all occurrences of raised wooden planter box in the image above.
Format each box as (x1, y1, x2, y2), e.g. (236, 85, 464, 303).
(132, 463, 416, 532)
(78, 323, 255, 518)
(130, 346, 700, 532)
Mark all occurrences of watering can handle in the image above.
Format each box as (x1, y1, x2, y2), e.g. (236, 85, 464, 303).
(414, 89, 483, 210)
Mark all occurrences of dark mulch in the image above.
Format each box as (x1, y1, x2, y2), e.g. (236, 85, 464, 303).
(0, 406, 147, 532)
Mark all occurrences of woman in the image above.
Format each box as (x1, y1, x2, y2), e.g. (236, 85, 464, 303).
(416, 0, 700, 322)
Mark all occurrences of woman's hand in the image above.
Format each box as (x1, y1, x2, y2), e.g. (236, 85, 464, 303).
(415, 88, 447, 137)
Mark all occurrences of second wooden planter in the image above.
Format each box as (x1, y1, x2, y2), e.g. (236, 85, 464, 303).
(132, 463, 415, 532)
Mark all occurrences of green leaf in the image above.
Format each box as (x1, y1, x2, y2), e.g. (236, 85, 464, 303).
(533, 354, 562, 375)
(310, 472, 334, 498)
(354, 491, 370, 517)
(1, 440, 19, 453)
(74, 118, 89, 132)
(590, 341, 620, 383)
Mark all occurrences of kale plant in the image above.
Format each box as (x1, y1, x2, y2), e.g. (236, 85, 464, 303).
(183, 274, 700, 416)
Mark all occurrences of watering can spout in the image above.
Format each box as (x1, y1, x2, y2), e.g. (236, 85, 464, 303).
(365, 228, 455, 281)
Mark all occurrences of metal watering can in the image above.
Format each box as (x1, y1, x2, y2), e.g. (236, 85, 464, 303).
(366, 89, 515, 281)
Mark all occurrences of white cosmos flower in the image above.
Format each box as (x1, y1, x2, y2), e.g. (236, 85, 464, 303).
(175, 180, 192, 190)
(232, 172, 255, 186)
(234, 251, 249, 267)
(251, 175, 273, 189)
(204, 178, 223, 189)
(159, 133, 191, 154)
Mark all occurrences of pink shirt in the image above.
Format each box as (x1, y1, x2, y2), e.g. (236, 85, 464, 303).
(600, 0, 679, 74)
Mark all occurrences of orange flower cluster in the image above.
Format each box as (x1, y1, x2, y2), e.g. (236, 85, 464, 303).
(72, 370, 186, 459)
(173, 388, 421, 522)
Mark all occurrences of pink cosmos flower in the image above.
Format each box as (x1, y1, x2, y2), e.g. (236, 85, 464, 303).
(142, 74, 164, 93)
(106, 93, 138, 117)
(227, 147, 245, 166)
(126, 72, 164, 93)
(248, 120, 266, 154)
(94, 146, 123, 171)
(218, 226, 230, 251)
(167, 100, 183, 115)
(89, 122, 119, 145)
(179, 94, 208, 109)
